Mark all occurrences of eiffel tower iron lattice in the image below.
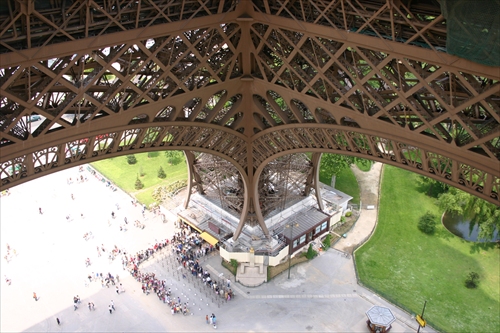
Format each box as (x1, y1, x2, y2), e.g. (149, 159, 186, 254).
(1, 0, 499, 238)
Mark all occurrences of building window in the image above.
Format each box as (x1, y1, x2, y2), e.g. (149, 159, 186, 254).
(321, 221, 328, 230)
(293, 239, 298, 248)
(315, 225, 321, 234)
(299, 235, 306, 244)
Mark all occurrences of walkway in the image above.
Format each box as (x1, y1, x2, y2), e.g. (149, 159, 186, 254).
(334, 162, 382, 254)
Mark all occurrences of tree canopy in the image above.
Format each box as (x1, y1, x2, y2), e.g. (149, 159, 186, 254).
(320, 153, 355, 177)
(437, 187, 499, 241)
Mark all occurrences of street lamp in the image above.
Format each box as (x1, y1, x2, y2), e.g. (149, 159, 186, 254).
(285, 222, 299, 279)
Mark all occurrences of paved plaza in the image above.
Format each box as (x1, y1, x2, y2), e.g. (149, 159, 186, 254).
(0, 165, 436, 332)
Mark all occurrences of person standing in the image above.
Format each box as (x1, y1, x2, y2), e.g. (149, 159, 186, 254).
(108, 305, 113, 314)
(227, 278, 230, 288)
(110, 300, 115, 311)
(206, 314, 209, 324)
(56, 318, 60, 325)
(39, 207, 43, 214)
(33, 292, 38, 301)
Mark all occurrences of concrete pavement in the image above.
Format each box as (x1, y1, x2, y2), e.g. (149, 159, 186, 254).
(0, 164, 436, 332)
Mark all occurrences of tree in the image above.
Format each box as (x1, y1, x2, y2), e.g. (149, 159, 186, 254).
(126, 155, 137, 165)
(465, 271, 480, 289)
(418, 211, 438, 234)
(418, 176, 449, 197)
(437, 187, 469, 216)
(320, 153, 355, 179)
(165, 150, 183, 165)
(305, 244, 317, 259)
(148, 151, 159, 158)
(438, 187, 500, 241)
(157, 166, 166, 179)
(138, 165, 145, 177)
(134, 176, 144, 190)
(322, 234, 332, 250)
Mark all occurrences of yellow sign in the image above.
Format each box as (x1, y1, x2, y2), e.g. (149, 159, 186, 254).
(416, 315, 426, 327)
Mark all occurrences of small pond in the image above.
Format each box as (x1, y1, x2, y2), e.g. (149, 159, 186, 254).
(442, 212, 499, 242)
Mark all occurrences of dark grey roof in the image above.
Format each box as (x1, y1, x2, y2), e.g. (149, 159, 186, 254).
(281, 207, 329, 240)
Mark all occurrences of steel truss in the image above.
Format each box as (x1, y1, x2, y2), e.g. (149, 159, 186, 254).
(1, 0, 499, 238)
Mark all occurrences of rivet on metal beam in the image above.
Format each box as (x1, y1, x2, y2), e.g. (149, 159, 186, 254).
(236, 14, 254, 22)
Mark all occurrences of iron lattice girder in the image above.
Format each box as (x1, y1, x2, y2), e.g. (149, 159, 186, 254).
(0, 0, 499, 206)
(0, 0, 447, 54)
(0, 0, 239, 53)
(0, 123, 498, 205)
(192, 152, 245, 216)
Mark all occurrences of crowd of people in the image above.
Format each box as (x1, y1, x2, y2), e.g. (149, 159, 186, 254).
(3, 165, 229, 330)
(170, 227, 234, 301)
(113, 238, 197, 315)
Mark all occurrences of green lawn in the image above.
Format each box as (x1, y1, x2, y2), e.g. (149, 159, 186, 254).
(91, 152, 188, 206)
(355, 165, 500, 333)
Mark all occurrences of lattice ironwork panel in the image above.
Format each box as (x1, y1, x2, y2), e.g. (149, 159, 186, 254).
(0, 0, 238, 52)
(258, 153, 313, 217)
(250, 23, 500, 161)
(1, 0, 499, 205)
(252, 126, 498, 203)
(252, 0, 447, 52)
(192, 153, 245, 216)
(0, 23, 243, 146)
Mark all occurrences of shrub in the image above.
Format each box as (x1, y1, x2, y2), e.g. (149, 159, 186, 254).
(418, 211, 437, 234)
(134, 176, 144, 190)
(157, 166, 166, 179)
(305, 244, 317, 259)
(322, 234, 332, 249)
(465, 271, 480, 289)
(126, 155, 137, 165)
(147, 151, 159, 158)
(230, 259, 238, 269)
(345, 211, 352, 217)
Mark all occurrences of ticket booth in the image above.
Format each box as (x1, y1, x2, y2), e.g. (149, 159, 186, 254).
(366, 306, 395, 333)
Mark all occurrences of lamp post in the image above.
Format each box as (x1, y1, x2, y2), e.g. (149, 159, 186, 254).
(285, 222, 299, 279)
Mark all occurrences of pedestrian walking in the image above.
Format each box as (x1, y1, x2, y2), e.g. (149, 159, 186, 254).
(56, 318, 60, 325)
(33, 292, 38, 301)
(39, 207, 43, 214)
(91, 302, 95, 310)
(206, 314, 209, 324)
(227, 278, 230, 288)
(115, 286, 120, 294)
(110, 300, 115, 311)
(108, 305, 113, 314)
(88, 302, 92, 311)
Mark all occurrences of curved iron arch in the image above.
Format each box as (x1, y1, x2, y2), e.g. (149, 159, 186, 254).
(1, 120, 498, 206)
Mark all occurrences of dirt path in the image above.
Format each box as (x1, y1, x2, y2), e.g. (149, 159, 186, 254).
(333, 162, 383, 253)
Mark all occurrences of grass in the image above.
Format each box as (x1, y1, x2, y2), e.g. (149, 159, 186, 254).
(94, 152, 361, 207)
(91, 152, 188, 206)
(355, 165, 500, 333)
